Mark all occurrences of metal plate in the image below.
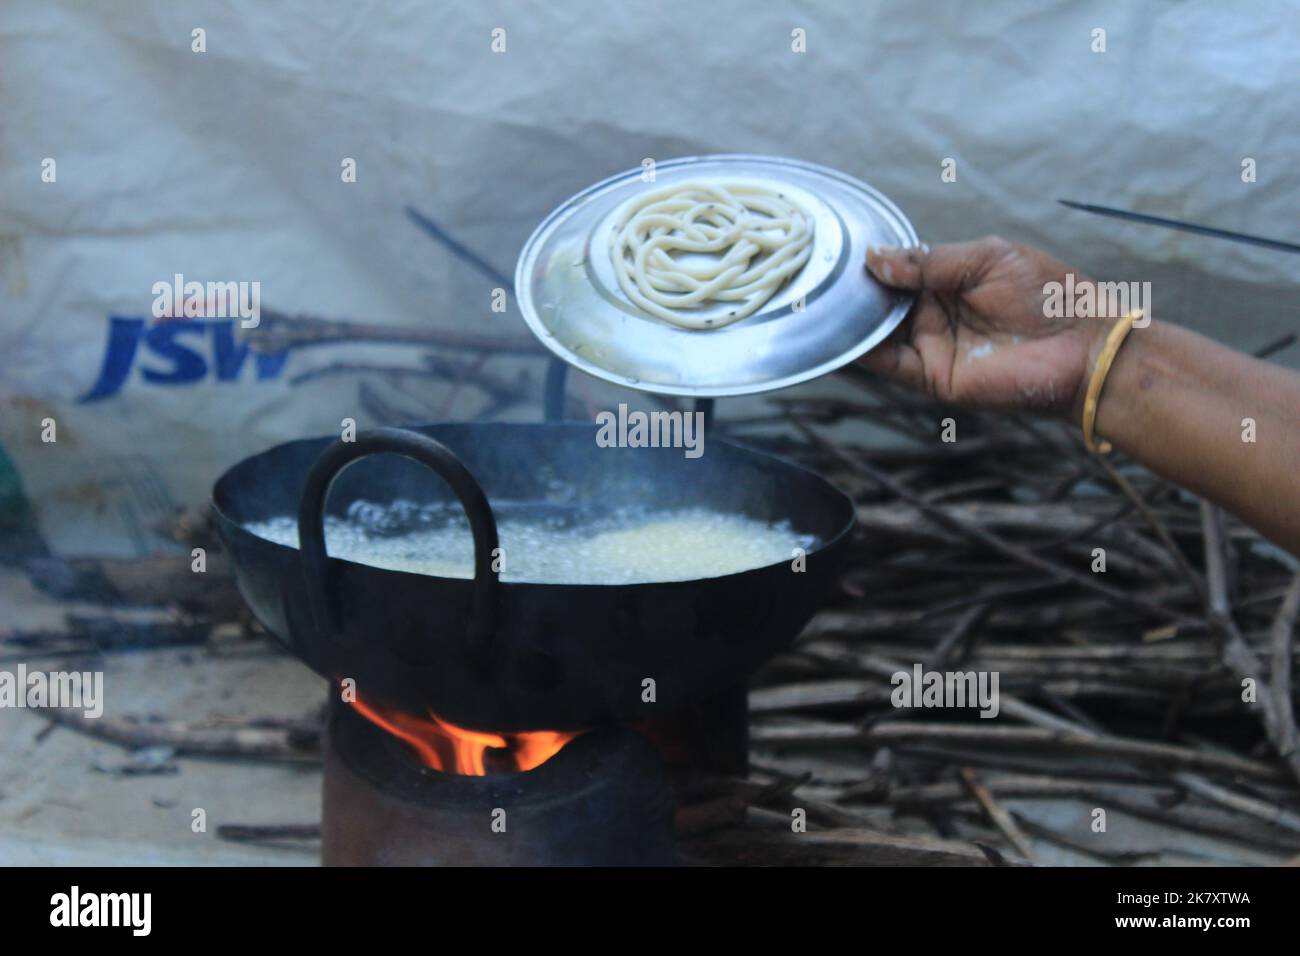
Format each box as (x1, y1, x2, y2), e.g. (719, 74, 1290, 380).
(515, 154, 918, 397)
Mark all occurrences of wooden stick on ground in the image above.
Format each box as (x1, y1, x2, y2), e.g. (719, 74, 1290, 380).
(790, 416, 1200, 626)
(1201, 502, 1300, 788)
(959, 766, 1038, 863)
(216, 824, 321, 843)
(39, 709, 320, 762)
(1270, 572, 1300, 763)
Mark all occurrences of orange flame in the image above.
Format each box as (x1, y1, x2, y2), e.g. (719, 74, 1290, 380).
(350, 695, 579, 775)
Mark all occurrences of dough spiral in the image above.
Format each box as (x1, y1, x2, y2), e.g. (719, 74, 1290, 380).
(608, 180, 814, 330)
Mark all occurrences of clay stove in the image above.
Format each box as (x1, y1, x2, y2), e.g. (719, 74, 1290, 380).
(321, 688, 748, 866)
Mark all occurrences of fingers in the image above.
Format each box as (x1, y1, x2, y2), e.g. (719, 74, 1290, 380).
(858, 320, 926, 392)
(867, 236, 1015, 295)
(859, 289, 960, 399)
(865, 244, 928, 290)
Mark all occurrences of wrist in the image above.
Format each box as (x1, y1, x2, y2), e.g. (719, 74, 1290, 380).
(1093, 316, 1167, 446)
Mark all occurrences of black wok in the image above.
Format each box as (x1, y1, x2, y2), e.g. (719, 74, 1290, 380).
(212, 422, 853, 731)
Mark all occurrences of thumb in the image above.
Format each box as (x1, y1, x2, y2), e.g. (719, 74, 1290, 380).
(869, 236, 1017, 295)
(865, 244, 927, 290)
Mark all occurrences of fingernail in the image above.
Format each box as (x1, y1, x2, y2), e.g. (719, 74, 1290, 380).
(866, 249, 897, 284)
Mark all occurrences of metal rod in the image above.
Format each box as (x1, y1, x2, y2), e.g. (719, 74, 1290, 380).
(404, 205, 517, 287)
(544, 356, 569, 422)
(1058, 199, 1300, 255)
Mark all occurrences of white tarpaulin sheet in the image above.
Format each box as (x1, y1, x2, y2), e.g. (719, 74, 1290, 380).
(1, 0, 1297, 556)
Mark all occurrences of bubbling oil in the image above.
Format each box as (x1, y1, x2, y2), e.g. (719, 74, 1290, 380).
(245, 499, 816, 584)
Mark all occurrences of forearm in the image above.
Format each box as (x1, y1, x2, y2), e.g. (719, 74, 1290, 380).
(1094, 319, 1300, 556)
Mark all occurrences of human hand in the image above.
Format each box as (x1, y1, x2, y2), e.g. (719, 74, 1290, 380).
(862, 237, 1109, 420)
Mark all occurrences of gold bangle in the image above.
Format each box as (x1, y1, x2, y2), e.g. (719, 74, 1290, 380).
(1082, 308, 1143, 454)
